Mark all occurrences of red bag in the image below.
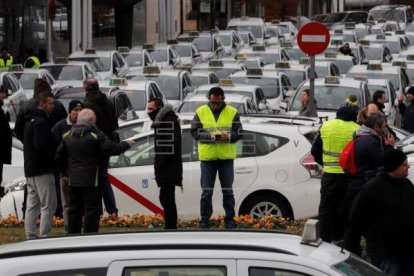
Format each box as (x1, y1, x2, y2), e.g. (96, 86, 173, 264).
(339, 137, 360, 175)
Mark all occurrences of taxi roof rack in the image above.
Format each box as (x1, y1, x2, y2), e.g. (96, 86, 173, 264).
(117, 46, 130, 53)
(8, 64, 24, 71)
(301, 219, 322, 247)
(84, 48, 96, 54)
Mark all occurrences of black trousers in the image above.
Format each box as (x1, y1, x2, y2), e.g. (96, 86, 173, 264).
(159, 183, 177, 229)
(318, 172, 348, 242)
(67, 186, 102, 234)
(0, 164, 4, 197)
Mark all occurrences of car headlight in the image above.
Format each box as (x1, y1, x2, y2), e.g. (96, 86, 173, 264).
(6, 179, 26, 192)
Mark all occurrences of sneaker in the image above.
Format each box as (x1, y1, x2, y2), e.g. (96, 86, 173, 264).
(199, 221, 210, 229)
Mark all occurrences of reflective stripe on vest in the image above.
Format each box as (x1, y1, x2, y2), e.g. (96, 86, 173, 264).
(196, 104, 237, 161)
(25, 56, 40, 69)
(0, 56, 13, 69)
(320, 118, 360, 173)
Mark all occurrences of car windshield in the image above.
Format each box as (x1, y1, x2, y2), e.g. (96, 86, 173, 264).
(122, 53, 142, 67)
(367, 84, 390, 102)
(278, 25, 290, 34)
(13, 73, 37, 89)
(42, 65, 84, 80)
(150, 49, 168, 62)
(178, 101, 244, 113)
(315, 65, 329, 78)
(174, 45, 192, 57)
(231, 76, 279, 99)
(286, 48, 306, 60)
(69, 57, 111, 72)
(404, 68, 414, 83)
(323, 13, 346, 23)
(364, 47, 382, 60)
(192, 37, 213, 52)
(277, 70, 306, 90)
(122, 90, 147, 110)
(231, 25, 263, 39)
(371, 41, 401, 54)
(326, 60, 353, 74)
(266, 27, 279, 37)
(332, 254, 384, 276)
(191, 76, 209, 87)
(218, 35, 231, 46)
(290, 85, 362, 111)
(369, 9, 405, 23)
(348, 72, 400, 89)
(239, 33, 250, 44)
(133, 75, 180, 100)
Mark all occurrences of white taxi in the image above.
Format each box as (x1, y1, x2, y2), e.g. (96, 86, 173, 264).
(359, 40, 393, 63)
(229, 68, 294, 112)
(227, 16, 269, 45)
(217, 30, 245, 57)
(237, 45, 290, 65)
(192, 59, 244, 79)
(280, 41, 307, 61)
(68, 48, 129, 80)
(0, 71, 27, 122)
(147, 42, 182, 69)
(190, 70, 220, 88)
(288, 76, 370, 120)
(264, 61, 310, 90)
(170, 42, 202, 66)
(118, 46, 156, 70)
(315, 52, 355, 75)
(363, 33, 406, 58)
(0, 222, 383, 276)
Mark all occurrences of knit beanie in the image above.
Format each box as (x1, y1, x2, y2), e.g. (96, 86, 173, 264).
(383, 149, 407, 172)
(68, 100, 84, 113)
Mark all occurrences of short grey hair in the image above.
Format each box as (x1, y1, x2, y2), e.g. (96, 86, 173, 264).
(364, 112, 386, 129)
(77, 108, 96, 124)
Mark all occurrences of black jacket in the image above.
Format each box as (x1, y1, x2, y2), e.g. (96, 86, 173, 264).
(399, 101, 414, 133)
(344, 173, 414, 256)
(15, 98, 67, 142)
(23, 108, 56, 177)
(83, 91, 118, 138)
(0, 102, 12, 164)
(152, 105, 183, 186)
(51, 116, 74, 147)
(55, 123, 129, 187)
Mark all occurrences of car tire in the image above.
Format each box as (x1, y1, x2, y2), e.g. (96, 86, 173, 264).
(240, 194, 293, 219)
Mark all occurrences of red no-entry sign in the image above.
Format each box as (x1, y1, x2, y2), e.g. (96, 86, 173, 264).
(297, 22, 330, 56)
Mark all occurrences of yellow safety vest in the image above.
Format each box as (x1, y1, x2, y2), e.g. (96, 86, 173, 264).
(0, 56, 13, 69)
(25, 56, 40, 69)
(196, 104, 237, 161)
(320, 118, 359, 173)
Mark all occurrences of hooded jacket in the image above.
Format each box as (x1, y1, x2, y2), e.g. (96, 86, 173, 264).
(83, 91, 118, 138)
(0, 102, 12, 164)
(23, 108, 56, 177)
(152, 105, 183, 186)
(55, 123, 130, 187)
(399, 100, 414, 133)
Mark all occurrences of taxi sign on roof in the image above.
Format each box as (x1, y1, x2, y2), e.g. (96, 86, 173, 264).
(334, 29, 343, 34)
(325, 76, 340, 84)
(376, 34, 386, 40)
(299, 57, 310, 64)
(281, 41, 293, 48)
(55, 57, 68, 64)
(353, 76, 368, 82)
(393, 61, 407, 68)
(407, 55, 414, 61)
(377, 18, 386, 23)
(209, 60, 224, 67)
(143, 65, 160, 74)
(330, 39, 343, 46)
(367, 63, 382, 71)
(252, 45, 266, 51)
(143, 44, 155, 51)
(345, 22, 355, 29)
(189, 31, 199, 36)
(219, 79, 234, 86)
(246, 68, 263, 75)
(109, 78, 127, 86)
(275, 61, 290, 68)
(84, 48, 96, 54)
(117, 46, 130, 53)
(358, 40, 370, 46)
(324, 52, 337, 58)
(396, 30, 405, 35)
(177, 65, 192, 73)
(235, 53, 247, 60)
(8, 64, 24, 71)
(167, 39, 178, 45)
(271, 19, 281, 24)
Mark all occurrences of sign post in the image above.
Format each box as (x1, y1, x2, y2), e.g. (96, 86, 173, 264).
(297, 22, 330, 116)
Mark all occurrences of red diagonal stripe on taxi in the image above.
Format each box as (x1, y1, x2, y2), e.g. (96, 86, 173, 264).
(108, 174, 164, 216)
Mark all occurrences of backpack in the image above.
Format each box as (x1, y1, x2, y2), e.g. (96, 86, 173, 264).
(339, 136, 363, 175)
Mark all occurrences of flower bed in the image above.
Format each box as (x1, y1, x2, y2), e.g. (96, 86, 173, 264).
(0, 214, 305, 234)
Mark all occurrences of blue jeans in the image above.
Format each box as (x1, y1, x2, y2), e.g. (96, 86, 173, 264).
(100, 160, 118, 215)
(200, 160, 235, 223)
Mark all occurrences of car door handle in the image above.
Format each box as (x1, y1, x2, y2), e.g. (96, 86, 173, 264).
(235, 169, 254, 174)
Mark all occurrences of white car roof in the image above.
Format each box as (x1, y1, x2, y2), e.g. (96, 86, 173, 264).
(185, 93, 248, 103)
(40, 61, 92, 67)
(349, 64, 400, 74)
(197, 83, 260, 93)
(301, 77, 364, 88)
(99, 79, 152, 91)
(190, 70, 215, 77)
(364, 34, 401, 42)
(8, 68, 50, 75)
(68, 50, 116, 58)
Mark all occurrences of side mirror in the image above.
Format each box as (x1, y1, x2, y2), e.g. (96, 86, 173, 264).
(361, 58, 369, 65)
(249, 40, 257, 46)
(264, 34, 271, 40)
(216, 46, 224, 53)
(193, 52, 201, 58)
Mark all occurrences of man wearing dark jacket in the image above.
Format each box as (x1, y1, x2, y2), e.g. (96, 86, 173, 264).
(0, 86, 12, 197)
(23, 91, 56, 240)
(56, 108, 133, 234)
(147, 99, 182, 229)
(83, 78, 119, 216)
(344, 149, 414, 275)
(398, 86, 414, 133)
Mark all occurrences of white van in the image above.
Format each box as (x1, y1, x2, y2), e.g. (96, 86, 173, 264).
(368, 5, 414, 29)
(227, 17, 270, 45)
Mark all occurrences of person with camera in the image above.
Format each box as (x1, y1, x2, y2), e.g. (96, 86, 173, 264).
(191, 87, 243, 229)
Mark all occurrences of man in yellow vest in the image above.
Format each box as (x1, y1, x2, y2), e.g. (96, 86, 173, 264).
(24, 48, 40, 69)
(191, 87, 243, 229)
(311, 105, 359, 242)
(0, 47, 13, 70)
